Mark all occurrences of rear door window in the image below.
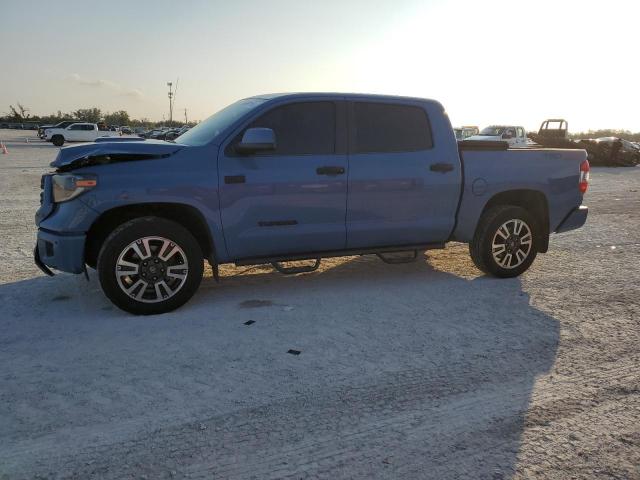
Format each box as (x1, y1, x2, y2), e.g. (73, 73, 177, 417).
(244, 102, 336, 155)
(353, 102, 432, 153)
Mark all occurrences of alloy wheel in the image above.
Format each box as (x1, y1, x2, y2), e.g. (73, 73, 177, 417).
(491, 219, 533, 269)
(115, 236, 189, 303)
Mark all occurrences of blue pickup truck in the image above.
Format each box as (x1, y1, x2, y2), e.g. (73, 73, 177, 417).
(35, 93, 590, 314)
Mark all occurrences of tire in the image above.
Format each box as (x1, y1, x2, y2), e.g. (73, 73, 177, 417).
(469, 205, 538, 278)
(52, 135, 64, 147)
(97, 216, 204, 315)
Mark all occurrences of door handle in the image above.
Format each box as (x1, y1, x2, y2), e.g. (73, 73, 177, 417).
(316, 166, 345, 176)
(224, 175, 246, 184)
(430, 163, 454, 173)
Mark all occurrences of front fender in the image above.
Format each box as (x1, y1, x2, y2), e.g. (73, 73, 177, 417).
(72, 145, 228, 260)
(38, 197, 101, 233)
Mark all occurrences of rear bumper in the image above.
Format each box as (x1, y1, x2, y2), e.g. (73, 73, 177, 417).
(555, 205, 588, 233)
(34, 229, 86, 274)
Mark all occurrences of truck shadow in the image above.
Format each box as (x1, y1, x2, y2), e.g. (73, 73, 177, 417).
(0, 252, 558, 479)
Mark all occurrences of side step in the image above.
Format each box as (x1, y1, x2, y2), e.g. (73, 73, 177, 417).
(376, 250, 419, 264)
(235, 243, 444, 267)
(271, 259, 321, 275)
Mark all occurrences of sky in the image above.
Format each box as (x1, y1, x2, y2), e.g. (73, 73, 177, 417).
(1, 0, 639, 132)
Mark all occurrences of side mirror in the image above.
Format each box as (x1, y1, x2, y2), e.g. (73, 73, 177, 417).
(235, 127, 276, 154)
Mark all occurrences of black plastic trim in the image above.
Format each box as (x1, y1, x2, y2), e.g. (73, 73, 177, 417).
(258, 220, 298, 227)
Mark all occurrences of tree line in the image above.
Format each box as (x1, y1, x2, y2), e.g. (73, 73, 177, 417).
(1, 103, 193, 128)
(4, 103, 640, 140)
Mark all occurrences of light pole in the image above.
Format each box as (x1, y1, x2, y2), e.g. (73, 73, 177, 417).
(167, 82, 173, 126)
(184, 108, 188, 124)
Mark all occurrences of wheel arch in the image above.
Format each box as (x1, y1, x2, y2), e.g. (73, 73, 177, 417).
(85, 202, 216, 268)
(478, 189, 550, 253)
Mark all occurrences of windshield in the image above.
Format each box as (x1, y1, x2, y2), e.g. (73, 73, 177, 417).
(479, 127, 506, 136)
(176, 98, 267, 146)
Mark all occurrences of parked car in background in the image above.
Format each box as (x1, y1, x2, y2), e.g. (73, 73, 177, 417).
(44, 123, 120, 146)
(121, 126, 133, 134)
(134, 127, 147, 135)
(139, 129, 164, 139)
(39, 121, 76, 138)
(167, 126, 191, 141)
(34, 93, 589, 314)
(467, 125, 528, 147)
(537, 119, 568, 139)
(158, 128, 182, 140)
(528, 119, 575, 149)
(454, 126, 479, 141)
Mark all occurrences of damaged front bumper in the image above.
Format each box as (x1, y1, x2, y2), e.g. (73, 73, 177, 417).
(34, 229, 87, 275)
(34, 245, 54, 276)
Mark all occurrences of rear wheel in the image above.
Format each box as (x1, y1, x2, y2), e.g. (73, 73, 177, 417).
(469, 205, 538, 278)
(97, 217, 203, 315)
(51, 135, 64, 146)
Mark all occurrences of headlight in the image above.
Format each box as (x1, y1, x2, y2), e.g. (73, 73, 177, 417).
(51, 174, 97, 203)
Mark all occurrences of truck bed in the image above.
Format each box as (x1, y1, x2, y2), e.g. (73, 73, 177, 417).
(453, 141, 588, 242)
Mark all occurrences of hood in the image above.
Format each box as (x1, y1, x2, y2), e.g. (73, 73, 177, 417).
(50, 139, 185, 171)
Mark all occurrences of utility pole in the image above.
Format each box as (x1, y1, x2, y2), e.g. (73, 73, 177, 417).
(184, 108, 188, 124)
(167, 82, 173, 125)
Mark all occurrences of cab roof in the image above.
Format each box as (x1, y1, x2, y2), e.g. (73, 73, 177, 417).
(248, 92, 442, 106)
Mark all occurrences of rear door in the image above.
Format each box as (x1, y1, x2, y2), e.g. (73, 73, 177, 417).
(218, 100, 348, 260)
(346, 100, 461, 248)
(84, 124, 98, 141)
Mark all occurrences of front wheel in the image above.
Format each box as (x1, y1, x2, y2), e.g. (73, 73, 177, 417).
(97, 217, 204, 315)
(469, 205, 538, 278)
(51, 135, 64, 146)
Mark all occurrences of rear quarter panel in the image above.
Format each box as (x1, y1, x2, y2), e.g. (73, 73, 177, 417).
(453, 148, 587, 242)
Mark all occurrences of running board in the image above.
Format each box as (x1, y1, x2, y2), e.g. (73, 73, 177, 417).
(234, 243, 444, 267)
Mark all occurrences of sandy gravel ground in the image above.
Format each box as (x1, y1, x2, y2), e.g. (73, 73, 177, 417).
(0, 130, 638, 479)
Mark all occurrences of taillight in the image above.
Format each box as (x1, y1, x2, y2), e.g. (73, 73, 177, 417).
(579, 159, 590, 194)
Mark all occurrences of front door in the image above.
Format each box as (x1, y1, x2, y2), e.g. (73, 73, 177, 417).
(346, 100, 462, 248)
(218, 100, 348, 260)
